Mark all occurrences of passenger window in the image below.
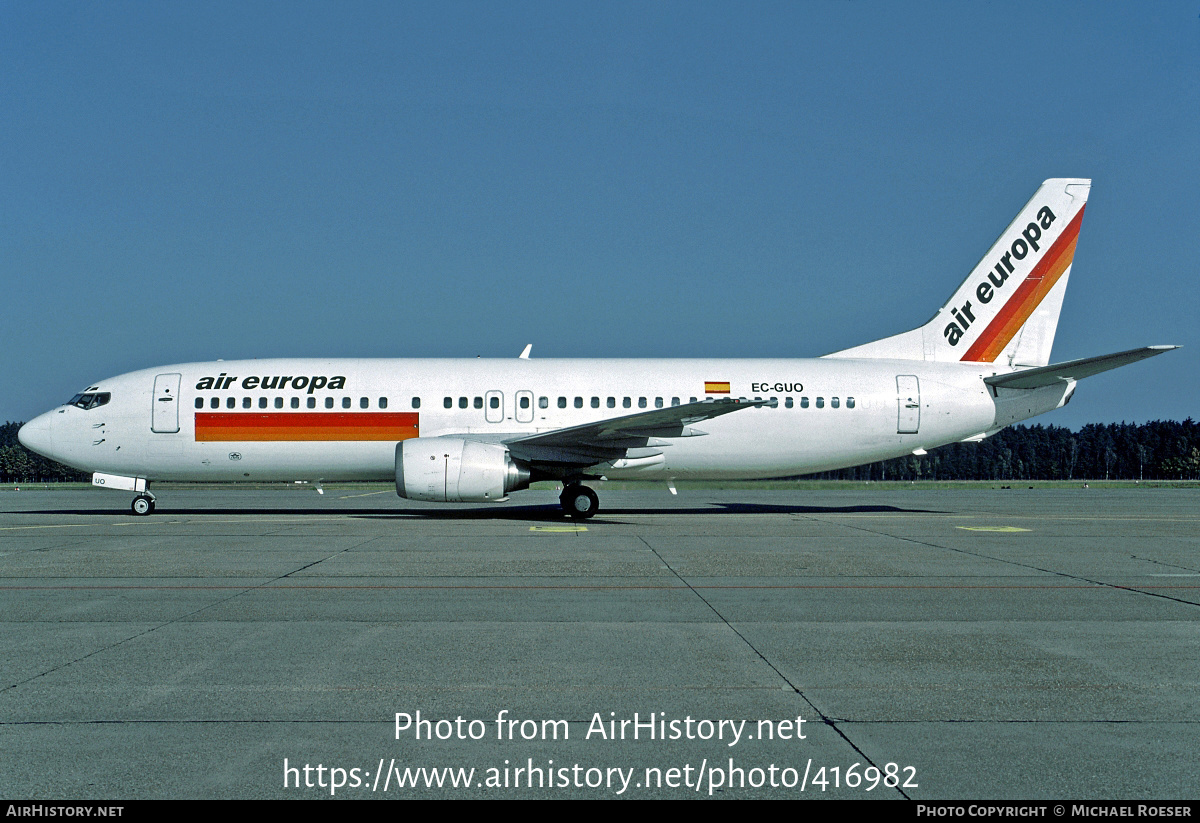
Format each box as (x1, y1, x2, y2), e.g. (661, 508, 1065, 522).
(275, 398, 284, 409)
(379, 397, 387, 409)
(343, 397, 351, 409)
(558, 397, 567, 409)
(769, 397, 777, 408)
(623, 397, 631, 408)
(412, 397, 421, 409)
(520, 396, 530, 409)
(690, 397, 697, 404)
(539, 396, 548, 409)
(458, 397, 468, 409)
(307, 397, 316, 409)
(195, 398, 203, 409)
(831, 397, 840, 408)
(490, 396, 499, 409)
(210, 397, 220, 409)
(638, 397, 647, 408)
(607, 397, 616, 408)
(816, 397, 825, 408)
(325, 397, 334, 409)
(243, 397, 252, 409)
(671, 397, 680, 406)
(591, 397, 600, 408)
(291, 397, 300, 409)
(800, 397, 809, 408)
(847, 397, 855, 409)
(362, 397, 370, 409)
(785, 397, 794, 409)
(574, 397, 583, 409)
(259, 397, 268, 409)
(655, 397, 663, 408)
(444, 397, 453, 409)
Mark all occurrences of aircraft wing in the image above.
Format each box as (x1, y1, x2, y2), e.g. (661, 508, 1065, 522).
(984, 346, 1179, 390)
(502, 398, 774, 466)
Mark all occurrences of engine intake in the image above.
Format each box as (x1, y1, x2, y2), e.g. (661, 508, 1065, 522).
(396, 438, 531, 502)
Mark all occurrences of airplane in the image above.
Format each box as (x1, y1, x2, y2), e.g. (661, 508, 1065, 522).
(18, 178, 1178, 518)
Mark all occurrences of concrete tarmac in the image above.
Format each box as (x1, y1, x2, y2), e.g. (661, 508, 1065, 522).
(1, 486, 1197, 799)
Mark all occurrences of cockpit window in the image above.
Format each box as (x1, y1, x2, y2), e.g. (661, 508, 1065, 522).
(67, 392, 111, 410)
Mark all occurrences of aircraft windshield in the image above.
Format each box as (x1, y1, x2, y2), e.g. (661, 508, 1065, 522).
(67, 392, 111, 410)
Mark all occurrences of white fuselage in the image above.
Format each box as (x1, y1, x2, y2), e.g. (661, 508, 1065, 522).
(19, 357, 1071, 484)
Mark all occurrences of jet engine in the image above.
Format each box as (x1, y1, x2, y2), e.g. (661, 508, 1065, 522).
(396, 438, 531, 502)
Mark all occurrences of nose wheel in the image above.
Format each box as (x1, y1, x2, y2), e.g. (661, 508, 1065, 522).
(131, 494, 156, 516)
(560, 484, 599, 519)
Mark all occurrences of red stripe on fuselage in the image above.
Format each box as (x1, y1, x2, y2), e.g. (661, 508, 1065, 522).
(195, 412, 420, 442)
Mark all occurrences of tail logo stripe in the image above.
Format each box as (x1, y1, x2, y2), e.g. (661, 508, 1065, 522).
(961, 205, 1085, 362)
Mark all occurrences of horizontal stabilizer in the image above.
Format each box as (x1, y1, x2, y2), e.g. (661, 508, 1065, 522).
(983, 346, 1179, 390)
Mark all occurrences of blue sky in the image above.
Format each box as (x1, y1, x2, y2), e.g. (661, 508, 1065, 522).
(3, 1, 1196, 428)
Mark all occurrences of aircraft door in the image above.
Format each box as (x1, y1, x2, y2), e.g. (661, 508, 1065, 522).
(515, 390, 534, 424)
(896, 375, 920, 434)
(152, 373, 182, 433)
(485, 390, 504, 424)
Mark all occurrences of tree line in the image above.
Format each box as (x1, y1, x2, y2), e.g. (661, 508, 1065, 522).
(3, 418, 1199, 484)
(801, 419, 1200, 481)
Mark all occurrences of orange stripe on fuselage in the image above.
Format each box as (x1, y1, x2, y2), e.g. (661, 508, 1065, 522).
(195, 412, 420, 442)
(961, 206, 1085, 363)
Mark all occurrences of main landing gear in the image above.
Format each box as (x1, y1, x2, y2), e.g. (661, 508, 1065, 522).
(560, 484, 599, 520)
(131, 493, 156, 516)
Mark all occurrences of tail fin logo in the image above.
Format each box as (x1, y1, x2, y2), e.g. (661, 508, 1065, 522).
(959, 205, 1085, 362)
(820, 178, 1090, 367)
(944, 206, 1058, 347)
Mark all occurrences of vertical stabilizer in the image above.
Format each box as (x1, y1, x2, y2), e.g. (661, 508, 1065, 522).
(825, 178, 1090, 366)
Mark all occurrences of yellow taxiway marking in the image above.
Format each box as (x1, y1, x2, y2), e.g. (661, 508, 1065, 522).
(957, 526, 1031, 533)
(530, 526, 588, 533)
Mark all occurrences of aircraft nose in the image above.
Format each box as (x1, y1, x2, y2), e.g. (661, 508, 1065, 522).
(18, 412, 55, 457)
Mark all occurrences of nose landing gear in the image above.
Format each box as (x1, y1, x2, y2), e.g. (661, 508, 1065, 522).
(560, 484, 599, 519)
(89, 473, 156, 515)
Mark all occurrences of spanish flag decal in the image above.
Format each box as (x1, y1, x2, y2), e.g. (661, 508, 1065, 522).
(704, 381, 731, 394)
(195, 412, 419, 442)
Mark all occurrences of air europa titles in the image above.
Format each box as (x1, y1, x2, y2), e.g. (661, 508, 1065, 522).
(195, 373, 347, 394)
(943, 206, 1057, 346)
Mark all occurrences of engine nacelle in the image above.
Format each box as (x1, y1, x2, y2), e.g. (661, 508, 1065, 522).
(396, 438, 531, 502)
